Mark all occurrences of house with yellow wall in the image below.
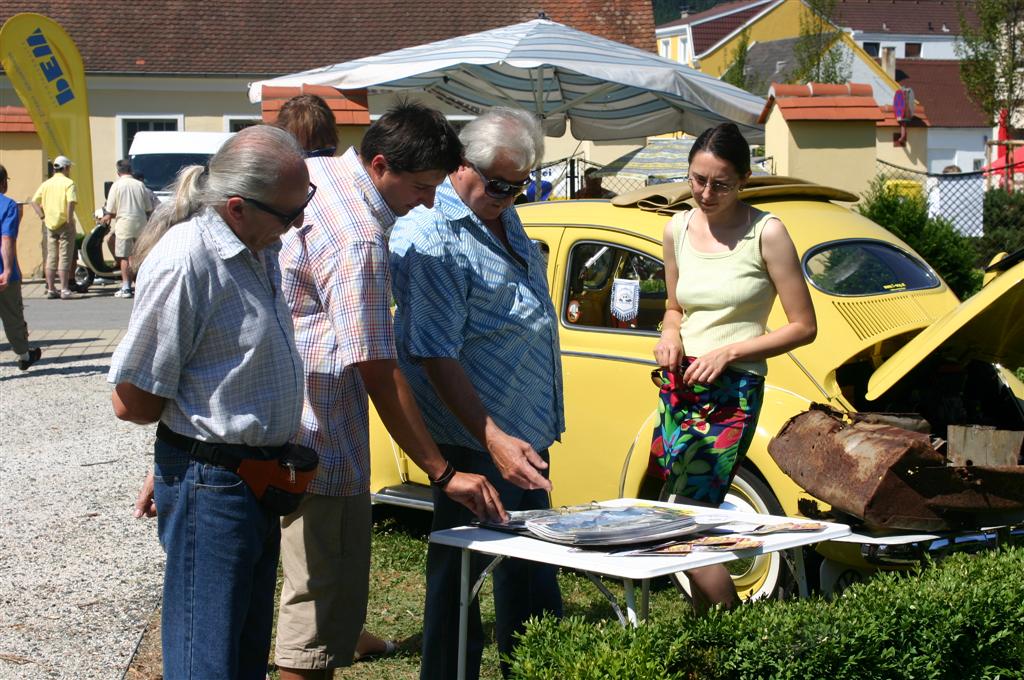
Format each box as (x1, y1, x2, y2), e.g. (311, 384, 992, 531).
(656, 0, 898, 102)
(656, 0, 984, 181)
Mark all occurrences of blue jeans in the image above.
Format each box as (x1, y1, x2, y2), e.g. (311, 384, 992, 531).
(420, 444, 563, 680)
(153, 439, 281, 680)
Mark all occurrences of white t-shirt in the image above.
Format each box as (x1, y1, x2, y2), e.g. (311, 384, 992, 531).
(104, 175, 153, 239)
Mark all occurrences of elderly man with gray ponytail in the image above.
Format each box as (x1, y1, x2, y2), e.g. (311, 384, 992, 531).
(108, 125, 314, 680)
(390, 107, 565, 680)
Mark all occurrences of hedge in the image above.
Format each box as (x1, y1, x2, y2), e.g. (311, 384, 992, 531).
(509, 547, 1024, 679)
(980, 189, 1024, 268)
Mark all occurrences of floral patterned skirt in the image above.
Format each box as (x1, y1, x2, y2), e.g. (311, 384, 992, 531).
(648, 361, 765, 506)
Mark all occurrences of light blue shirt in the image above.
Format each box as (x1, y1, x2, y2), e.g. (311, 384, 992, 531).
(109, 208, 304, 446)
(389, 178, 564, 452)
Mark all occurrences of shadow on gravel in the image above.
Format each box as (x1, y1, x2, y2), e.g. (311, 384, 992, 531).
(0, 362, 111, 380)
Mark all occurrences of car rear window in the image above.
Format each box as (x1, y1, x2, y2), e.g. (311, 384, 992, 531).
(803, 240, 940, 296)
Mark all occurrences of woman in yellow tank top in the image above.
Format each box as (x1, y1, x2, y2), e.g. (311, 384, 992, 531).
(649, 123, 817, 613)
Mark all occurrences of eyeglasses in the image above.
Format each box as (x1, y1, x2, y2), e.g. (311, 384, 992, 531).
(470, 164, 531, 199)
(233, 183, 317, 226)
(687, 173, 738, 196)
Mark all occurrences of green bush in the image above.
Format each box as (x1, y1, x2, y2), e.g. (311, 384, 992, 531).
(979, 189, 1024, 267)
(857, 178, 983, 298)
(509, 547, 1024, 679)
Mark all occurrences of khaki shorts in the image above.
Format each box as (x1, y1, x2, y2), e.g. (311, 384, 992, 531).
(275, 491, 371, 670)
(113, 237, 135, 258)
(45, 222, 76, 272)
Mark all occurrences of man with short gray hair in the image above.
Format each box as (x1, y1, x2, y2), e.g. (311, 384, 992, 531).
(390, 107, 565, 679)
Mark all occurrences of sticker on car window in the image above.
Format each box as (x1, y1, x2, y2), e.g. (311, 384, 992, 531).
(611, 278, 640, 323)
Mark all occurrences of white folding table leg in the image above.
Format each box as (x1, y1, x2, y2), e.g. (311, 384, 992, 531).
(623, 579, 639, 627)
(458, 548, 470, 680)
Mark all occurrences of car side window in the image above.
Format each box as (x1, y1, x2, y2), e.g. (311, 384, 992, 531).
(564, 241, 666, 332)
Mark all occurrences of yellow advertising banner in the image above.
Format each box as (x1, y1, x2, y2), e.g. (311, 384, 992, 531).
(1, 13, 95, 232)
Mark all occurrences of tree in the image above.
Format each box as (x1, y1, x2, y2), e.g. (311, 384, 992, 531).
(956, 0, 1024, 132)
(652, 0, 730, 26)
(652, 0, 683, 25)
(793, 0, 851, 84)
(721, 28, 752, 90)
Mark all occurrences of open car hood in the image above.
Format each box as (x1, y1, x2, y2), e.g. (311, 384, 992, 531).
(866, 259, 1024, 401)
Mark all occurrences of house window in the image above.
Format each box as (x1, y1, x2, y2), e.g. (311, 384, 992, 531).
(659, 39, 670, 58)
(226, 116, 261, 132)
(862, 41, 880, 57)
(121, 117, 179, 157)
(905, 42, 922, 58)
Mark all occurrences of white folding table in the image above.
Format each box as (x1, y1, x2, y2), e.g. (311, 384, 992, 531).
(429, 498, 851, 680)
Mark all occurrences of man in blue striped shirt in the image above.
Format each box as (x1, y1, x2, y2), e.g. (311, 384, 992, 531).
(389, 107, 565, 680)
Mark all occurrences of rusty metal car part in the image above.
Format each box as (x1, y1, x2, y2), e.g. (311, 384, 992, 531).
(769, 405, 1024, 531)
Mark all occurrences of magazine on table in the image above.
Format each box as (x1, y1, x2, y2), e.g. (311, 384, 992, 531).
(617, 535, 766, 556)
(475, 502, 733, 546)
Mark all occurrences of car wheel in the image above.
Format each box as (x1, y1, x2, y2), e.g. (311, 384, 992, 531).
(663, 466, 795, 602)
(73, 265, 94, 292)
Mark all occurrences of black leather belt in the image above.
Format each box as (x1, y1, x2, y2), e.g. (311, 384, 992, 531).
(156, 422, 285, 468)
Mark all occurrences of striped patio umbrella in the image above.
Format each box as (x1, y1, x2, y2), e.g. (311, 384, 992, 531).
(248, 19, 765, 143)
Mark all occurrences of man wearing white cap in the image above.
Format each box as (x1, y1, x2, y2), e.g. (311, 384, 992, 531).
(31, 155, 79, 299)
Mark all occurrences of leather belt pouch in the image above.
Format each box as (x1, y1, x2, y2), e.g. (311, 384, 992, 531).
(157, 424, 318, 515)
(237, 444, 318, 516)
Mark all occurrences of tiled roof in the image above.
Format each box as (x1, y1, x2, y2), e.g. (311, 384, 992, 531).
(657, 0, 771, 29)
(0, 106, 36, 133)
(0, 1, 655, 76)
(891, 59, 988, 127)
(657, 0, 778, 57)
(835, 0, 976, 35)
(743, 36, 802, 93)
(758, 82, 885, 122)
(260, 86, 370, 125)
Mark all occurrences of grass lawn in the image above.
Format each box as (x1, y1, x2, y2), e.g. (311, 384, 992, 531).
(128, 505, 696, 679)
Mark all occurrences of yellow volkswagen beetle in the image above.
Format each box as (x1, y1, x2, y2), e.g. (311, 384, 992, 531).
(369, 178, 1024, 600)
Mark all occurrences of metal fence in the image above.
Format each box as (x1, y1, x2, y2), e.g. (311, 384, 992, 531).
(528, 155, 774, 202)
(874, 159, 986, 237)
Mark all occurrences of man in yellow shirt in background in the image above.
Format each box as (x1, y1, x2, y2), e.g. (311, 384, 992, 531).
(31, 156, 79, 299)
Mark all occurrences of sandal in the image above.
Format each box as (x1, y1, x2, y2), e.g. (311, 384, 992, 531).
(353, 638, 398, 662)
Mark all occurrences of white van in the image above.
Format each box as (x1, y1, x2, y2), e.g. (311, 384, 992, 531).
(128, 131, 234, 197)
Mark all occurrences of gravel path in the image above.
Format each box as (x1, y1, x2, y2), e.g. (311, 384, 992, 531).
(0, 353, 163, 679)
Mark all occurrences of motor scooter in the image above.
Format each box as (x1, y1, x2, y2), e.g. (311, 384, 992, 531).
(70, 221, 118, 292)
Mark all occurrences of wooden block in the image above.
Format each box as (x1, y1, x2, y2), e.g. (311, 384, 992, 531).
(946, 425, 1024, 467)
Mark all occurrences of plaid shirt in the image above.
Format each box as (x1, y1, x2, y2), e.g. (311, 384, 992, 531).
(279, 148, 397, 497)
(390, 178, 565, 453)
(108, 208, 304, 446)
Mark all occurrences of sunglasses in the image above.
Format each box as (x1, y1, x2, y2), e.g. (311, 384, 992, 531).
(687, 173, 738, 196)
(233, 183, 317, 226)
(471, 164, 531, 199)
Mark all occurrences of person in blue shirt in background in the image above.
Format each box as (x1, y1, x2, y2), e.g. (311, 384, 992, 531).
(0, 164, 42, 371)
